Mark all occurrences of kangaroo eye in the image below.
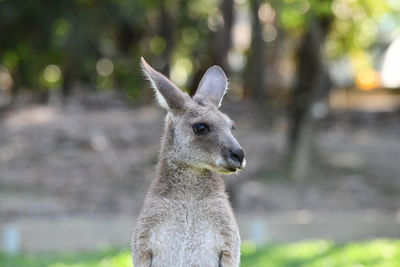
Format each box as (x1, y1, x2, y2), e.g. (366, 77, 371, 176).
(232, 125, 236, 130)
(192, 123, 210, 135)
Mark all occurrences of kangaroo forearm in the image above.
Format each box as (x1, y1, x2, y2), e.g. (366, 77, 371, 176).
(132, 224, 153, 267)
(133, 259, 152, 267)
(132, 247, 152, 267)
(219, 250, 240, 267)
(219, 226, 241, 267)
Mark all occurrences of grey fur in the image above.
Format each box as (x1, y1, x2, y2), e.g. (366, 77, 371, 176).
(193, 65, 228, 108)
(132, 58, 245, 267)
(141, 57, 189, 111)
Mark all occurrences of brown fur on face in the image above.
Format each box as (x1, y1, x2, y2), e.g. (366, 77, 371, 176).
(132, 58, 245, 267)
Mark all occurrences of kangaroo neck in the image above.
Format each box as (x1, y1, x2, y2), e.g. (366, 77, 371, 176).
(151, 143, 225, 200)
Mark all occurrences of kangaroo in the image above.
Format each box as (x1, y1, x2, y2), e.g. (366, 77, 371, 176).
(132, 58, 246, 267)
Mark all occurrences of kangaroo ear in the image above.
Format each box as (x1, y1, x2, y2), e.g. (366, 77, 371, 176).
(193, 65, 228, 108)
(141, 57, 187, 111)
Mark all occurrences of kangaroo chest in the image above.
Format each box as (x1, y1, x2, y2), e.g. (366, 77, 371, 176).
(149, 198, 226, 267)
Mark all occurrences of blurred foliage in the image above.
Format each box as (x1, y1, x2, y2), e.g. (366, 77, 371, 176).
(0, 0, 399, 102)
(325, 0, 400, 73)
(276, 0, 400, 73)
(0, 0, 220, 101)
(1, 239, 400, 267)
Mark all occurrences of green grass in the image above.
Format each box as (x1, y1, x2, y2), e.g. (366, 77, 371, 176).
(241, 239, 400, 267)
(1, 239, 400, 267)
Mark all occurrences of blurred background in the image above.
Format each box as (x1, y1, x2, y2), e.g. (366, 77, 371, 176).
(1, 0, 400, 266)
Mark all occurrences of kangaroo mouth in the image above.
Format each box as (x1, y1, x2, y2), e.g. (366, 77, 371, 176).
(227, 167, 239, 172)
(218, 168, 238, 174)
(220, 167, 239, 174)
(218, 163, 245, 174)
(214, 158, 246, 174)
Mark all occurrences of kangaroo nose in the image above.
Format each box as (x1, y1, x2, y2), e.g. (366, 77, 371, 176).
(229, 148, 245, 164)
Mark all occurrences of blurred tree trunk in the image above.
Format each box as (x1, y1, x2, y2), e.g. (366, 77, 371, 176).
(10, 74, 20, 107)
(215, 0, 234, 71)
(244, 0, 266, 104)
(61, 67, 72, 106)
(288, 14, 332, 181)
(159, 3, 175, 76)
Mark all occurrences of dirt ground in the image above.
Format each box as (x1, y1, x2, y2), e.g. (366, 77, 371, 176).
(1, 100, 400, 222)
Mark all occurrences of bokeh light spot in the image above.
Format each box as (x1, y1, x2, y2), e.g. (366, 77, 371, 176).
(262, 24, 277, 42)
(44, 64, 61, 83)
(356, 67, 380, 91)
(228, 50, 246, 72)
(207, 12, 224, 32)
(96, 58, 114, 77)
(258, 3, 276, 24)
(171, 57, 193, 86)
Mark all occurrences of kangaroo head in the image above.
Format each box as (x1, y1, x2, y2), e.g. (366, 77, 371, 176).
(141, 57, 246, 174)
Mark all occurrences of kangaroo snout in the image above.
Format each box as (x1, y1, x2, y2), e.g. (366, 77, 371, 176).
(229, 147, 245, 166)
(225, 145, 246, 171)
